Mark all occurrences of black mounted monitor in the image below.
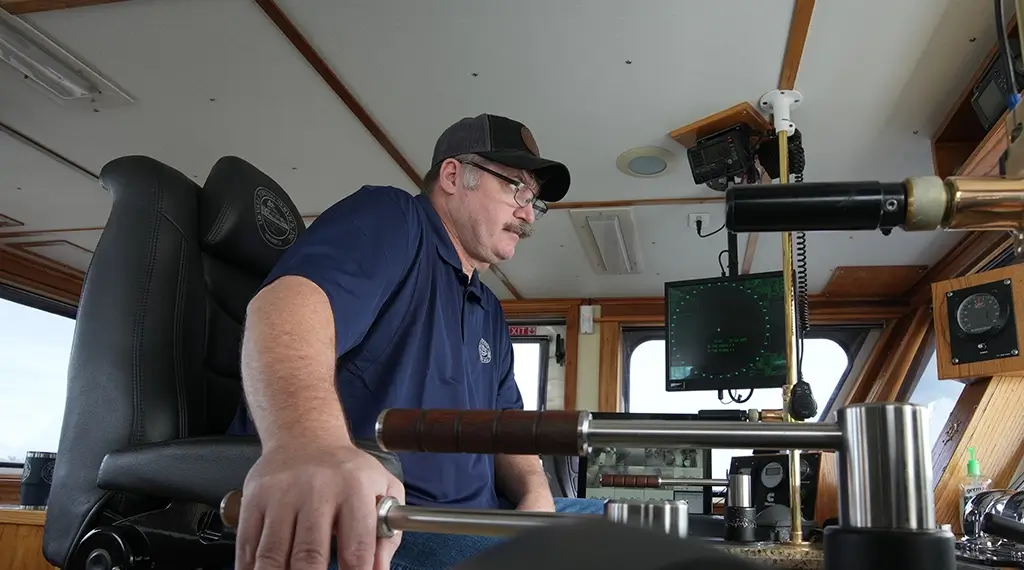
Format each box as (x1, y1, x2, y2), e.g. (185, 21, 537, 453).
(664, 270, 787, 392)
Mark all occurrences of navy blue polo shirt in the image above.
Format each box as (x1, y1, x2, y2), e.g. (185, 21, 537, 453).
(233, 185, 524, 509)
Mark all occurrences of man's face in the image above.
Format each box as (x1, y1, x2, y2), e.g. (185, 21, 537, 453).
(453, 160, 539, 265)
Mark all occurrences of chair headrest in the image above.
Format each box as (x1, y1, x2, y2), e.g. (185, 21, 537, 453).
(199, 156, 306, 274)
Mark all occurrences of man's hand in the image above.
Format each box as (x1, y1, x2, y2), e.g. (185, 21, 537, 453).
(516, 491, 556, 512)
(235, 443, 405, 570)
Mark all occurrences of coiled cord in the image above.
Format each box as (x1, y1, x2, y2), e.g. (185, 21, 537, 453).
(788, 131, 809, 378)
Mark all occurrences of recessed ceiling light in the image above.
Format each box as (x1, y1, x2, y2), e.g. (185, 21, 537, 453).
(616, 146, 676, 178)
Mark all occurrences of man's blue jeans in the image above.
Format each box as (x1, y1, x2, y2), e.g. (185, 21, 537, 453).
(329, 497, 607, 570)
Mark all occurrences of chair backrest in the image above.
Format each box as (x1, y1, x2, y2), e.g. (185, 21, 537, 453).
(43, 155, 306, 567)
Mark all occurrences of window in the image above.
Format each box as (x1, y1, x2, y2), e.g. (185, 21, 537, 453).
(623, 327, 864, 479)
(0, 289, 76, 467)
(512, 336, 552, 411)
(907, 346, 964, 451)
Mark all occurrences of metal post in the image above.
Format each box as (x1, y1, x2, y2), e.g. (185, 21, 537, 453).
(836, 402, 936, 529)
(777, 129, 805, 545)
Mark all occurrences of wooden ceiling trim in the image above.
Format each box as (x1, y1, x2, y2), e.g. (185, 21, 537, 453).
(254, 0, 530, 298)
(548, 196, 723, 210)
(490, 265, 523, 300)
(0, 0, 127, 14)
(777, 0, 816, 91)
(819, 265, 929, 299)
(0, 121, 97, 180)
(906, 231, 1013, 307)
(0, 244, 83, 305)
(253, 0, 422, 190)
(736, 0, 816, 271)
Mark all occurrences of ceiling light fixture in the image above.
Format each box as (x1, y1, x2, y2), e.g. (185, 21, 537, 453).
(0, 8, 133, 109)
(616, 146, 676, 178)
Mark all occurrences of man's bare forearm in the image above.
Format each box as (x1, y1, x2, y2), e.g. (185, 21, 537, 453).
(241, 276, 351, 453)
(494, 453, 552, 503)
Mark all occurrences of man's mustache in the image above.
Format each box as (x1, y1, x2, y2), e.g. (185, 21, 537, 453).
(504, 221, 533, 239)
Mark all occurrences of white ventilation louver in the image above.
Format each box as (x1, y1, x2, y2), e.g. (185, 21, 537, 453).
(569, 207, 645, 275)
(0, 8, 133, 109)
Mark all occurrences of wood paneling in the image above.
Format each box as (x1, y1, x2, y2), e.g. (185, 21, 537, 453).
(0, 475, 19, 505)
(932, 264, 1024, 380)
(501, 299, 581, 410)
(597, 323, 622, 412)
(592, 295, 908, 326)
(668, 102, 771, 149)
(820, 265, 928, 299)
(0, 509, 53, 570)
(0, 245, 83, 306)
(932, 375, 1024, 532)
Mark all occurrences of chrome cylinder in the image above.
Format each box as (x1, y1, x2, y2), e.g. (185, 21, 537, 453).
(585, 419, 842, 450)
(727, 473, 753, 508)
(604, 499, 689, 538)
(837, 402, 935, 530)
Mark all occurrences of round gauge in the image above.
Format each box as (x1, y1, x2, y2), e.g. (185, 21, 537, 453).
(760, 461, 784, 489)
(956, 292, 1003, 335)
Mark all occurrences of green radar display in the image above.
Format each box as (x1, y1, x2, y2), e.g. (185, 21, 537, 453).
(664, 271, 788, 392)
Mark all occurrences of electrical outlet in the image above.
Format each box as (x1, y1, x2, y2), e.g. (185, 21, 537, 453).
(688, 213, 710, 228)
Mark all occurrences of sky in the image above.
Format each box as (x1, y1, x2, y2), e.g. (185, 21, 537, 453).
(0, 297, 75, 463)
(0, 296, 963, 472)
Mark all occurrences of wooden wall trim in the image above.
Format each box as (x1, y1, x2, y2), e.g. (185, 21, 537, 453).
(0, 245, 83, 305)
(500, 299, 581, 410)
(597, 323, 623, 412)
(592, 295, 907, 325)
(933, 375, 1024, 531)
(0, 474, 19, 505)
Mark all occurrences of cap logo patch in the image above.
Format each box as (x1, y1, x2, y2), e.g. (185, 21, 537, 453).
(521, 127, 540, 156)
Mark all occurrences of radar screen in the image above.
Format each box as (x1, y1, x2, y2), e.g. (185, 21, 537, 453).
(664, 271, 788, 392)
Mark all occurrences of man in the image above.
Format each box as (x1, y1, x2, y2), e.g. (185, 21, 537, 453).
(231, 113, 607, 570)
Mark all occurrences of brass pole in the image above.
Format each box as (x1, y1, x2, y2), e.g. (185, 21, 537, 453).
(777, 130, 804, 545)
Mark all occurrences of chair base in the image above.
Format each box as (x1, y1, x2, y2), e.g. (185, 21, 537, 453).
(69, 525, 150, 570)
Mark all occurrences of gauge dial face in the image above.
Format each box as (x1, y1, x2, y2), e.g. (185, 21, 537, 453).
(956, 292, 1002, 335)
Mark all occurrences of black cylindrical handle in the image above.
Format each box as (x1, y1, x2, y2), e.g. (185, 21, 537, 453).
(981, 512, 1024, 543)
(725, 181, 908, 232)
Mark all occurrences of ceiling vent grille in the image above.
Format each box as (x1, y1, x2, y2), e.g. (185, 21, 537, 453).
(569, 207, 645, 275)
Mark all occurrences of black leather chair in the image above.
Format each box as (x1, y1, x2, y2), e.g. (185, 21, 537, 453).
(41, 155, 400, 570)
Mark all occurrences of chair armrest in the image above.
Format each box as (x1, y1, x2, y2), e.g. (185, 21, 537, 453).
(97, 437, 404, 507)
(97, 436, 261, 507)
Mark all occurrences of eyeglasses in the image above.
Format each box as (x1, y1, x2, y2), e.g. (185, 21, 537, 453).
(462, 160, 548, 219)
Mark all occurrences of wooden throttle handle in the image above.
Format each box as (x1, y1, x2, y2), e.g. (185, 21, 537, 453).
(220, 489, 242, 529)
(375, 409, 588, 455)
(600, 474, 661, 488)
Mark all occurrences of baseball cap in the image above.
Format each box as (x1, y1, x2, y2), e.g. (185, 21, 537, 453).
(430, 113, 571, 203)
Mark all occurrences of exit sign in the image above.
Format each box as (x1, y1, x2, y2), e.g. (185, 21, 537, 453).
(508, 325, 538, 337)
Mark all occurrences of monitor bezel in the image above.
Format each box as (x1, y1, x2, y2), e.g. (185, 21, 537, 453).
(663, 270, 787, 393)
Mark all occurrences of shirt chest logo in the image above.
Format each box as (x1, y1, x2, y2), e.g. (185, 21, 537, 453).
(478, 338, 492, 364)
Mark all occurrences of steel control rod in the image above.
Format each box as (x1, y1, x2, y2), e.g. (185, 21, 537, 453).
(373, 409, 844, 455)
(219, 491, 586, 538)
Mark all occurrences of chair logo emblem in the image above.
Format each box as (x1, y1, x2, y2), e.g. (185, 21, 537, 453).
(479, 338, 492, 364)
(254, 186, 298, 249)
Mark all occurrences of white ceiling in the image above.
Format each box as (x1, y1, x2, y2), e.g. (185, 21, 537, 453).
(0, 0, 1004, 299)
